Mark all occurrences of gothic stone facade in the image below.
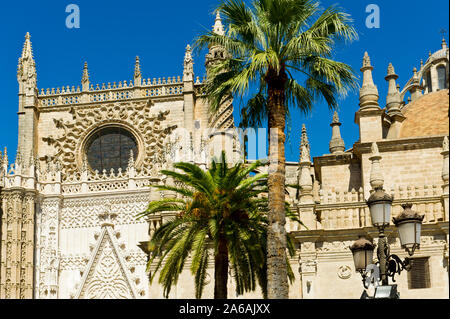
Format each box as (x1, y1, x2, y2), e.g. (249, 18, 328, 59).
(0, 15, 449, 298)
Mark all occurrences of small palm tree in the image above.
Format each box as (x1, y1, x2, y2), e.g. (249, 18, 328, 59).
(138, 153, 298, 299)
(196, 0, 358, 298)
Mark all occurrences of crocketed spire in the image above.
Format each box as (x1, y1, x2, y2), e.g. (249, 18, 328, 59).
(299, 124, 310, 163)
(359, 52, 380, 111)
(298, 124, 313, 202)
(183, 44, 194, 82)
(329, 111, 345, 154)
(82, 62, 90, 92)
(134, 56, 142, 85)
(213, 11, 225, 35)
(385, 63, 402, 116)
(17, 32, 37, 89)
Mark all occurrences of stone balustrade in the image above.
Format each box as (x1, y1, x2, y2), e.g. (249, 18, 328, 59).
(38, 75, 205, 107)
(313, 184, 445, 231)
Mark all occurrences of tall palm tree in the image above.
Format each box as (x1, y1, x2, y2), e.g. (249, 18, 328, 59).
(196, 0, 357, 298)
(138, 153, 299, 299)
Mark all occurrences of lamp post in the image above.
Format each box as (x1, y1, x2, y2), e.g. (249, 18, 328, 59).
(349, 187, 424, 298)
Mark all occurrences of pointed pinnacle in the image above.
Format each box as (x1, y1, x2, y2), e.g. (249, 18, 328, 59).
(213, 11, 225, 35)
(332, 111, 340, 124)
(134, 56, 141, 78)
(362, 52, 371, 68)
(82, 62, 89, 83)
(21, 32, 33, 60)
(387, 63, 395, 76)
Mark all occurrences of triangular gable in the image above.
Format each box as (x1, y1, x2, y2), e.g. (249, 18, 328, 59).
(74, 226, 138, 299)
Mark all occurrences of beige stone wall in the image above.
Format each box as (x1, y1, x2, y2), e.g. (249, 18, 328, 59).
(361, 146, 444, 197)
(320, 162, 361, 192)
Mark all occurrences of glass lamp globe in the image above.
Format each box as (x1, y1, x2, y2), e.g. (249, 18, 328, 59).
(393, 203, 424, 256)
(367, 188, 393, 228)
(349, 236, 375, 272)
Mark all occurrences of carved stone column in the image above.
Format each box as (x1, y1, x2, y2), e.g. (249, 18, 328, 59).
(0, 188, 36, 299)
(35, 196, 62, 299)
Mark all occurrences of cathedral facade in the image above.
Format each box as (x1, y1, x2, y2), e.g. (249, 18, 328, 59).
(0, 12, 449, 299)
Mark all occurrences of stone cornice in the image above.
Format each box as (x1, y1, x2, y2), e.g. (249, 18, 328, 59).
(291, 222, 448, 243)
(353, 135, 447, 157)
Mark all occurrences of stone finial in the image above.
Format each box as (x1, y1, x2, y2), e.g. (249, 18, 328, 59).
(15, 149, 23, 165)
(2, 147, 7, 167)
(442, 136, 449, 184)
(134, 56, 142, 85)
(420, 59, 424, 69)
(297, 124, 313, 202)
(369, 142, 384, 190)
(409, 67, 423, 102)
(21, 32, 34, 61)
(17, 32, 37, 89)
(183, 44, 194, 82)
(299, 124, 310, 163)
(362, 51, 371, 67)
(359, 52, 380, 110)
(442, 37, 447, 50)
(213, 11, 225, 36)
(412, 67, 418, 80)
(385, 63, 402, 115)
(329, 111, 345, 154)
(82, 62, 90, 92)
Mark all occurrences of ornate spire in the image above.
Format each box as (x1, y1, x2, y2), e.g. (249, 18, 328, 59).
(3, 147, 8, 167)
(385, 63, 402, 116)
(442, 37, 447, 50)
(298, 124, 313, 202)
(329, 111, 345, 154)
(369, 142, 384, 190)
(21, 32, 33, 61)
(299, 124, 310, 163)
(183, 44, 194, 82)
(213, 11, 225, 35)
(409, 67, 423, 102)
(359, 52, 380, 111)
(17, 32, 37, 91)
(134, 56, 142, 85)
(82, 62, 90, 92)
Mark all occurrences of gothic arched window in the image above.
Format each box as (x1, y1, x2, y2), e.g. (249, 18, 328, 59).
(437, 65, 447, 90)
(86, 127, 138, 173)
(426, 71, 433, 92)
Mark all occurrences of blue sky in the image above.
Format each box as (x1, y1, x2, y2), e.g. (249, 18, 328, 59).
(0, 0, 448, 163)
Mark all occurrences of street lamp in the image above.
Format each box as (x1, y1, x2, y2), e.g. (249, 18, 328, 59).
(349, 187, 425, 298)
(350, 236, 375, 273)
(393, 203, 424, 256)
(367, 187, 393, 228)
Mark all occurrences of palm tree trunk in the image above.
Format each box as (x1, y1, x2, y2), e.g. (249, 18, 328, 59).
(214, 235, 228, 299)
(266, 68, 288, 299)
